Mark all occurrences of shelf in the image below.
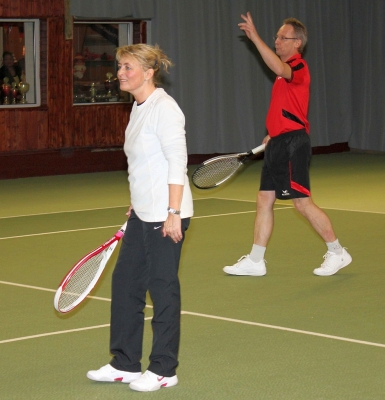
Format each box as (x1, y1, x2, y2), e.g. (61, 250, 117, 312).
(84, 60, 115, 66)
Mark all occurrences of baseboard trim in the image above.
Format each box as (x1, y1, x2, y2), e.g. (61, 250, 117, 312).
(0, 147, 127, 180)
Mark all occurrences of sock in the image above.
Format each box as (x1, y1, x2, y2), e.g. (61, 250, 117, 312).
(249, 244, 266, 263)
(326, 239, 343, 255)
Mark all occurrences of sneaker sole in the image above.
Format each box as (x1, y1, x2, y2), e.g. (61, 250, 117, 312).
(86, 372, 141, 383)
(223, 268, 266, 276)
(313, 254, 352, 276)
(129, 379, 178, 391)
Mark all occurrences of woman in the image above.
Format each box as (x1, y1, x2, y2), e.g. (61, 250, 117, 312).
(0, 51, 22, 85)
(87, 44, 193, 392)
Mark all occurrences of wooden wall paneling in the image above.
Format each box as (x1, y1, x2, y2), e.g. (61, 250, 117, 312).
(114, 104, 130, 145)
(73, 105, 95, 147)
(0, 0, 64, 17)
(6, 110, 19, 150)
(0, 110, 49, 151)
(22, 110, 49, 150)
(36, 109, 49, 149)
(63, 38, 73, 147)
(71, 106, 84, 147)
(71, 104, 129, 148)
(95, 105, 114, 147)
(0, 112, 5, 152)
(47, 16, 73, 149)
(3, 111, 20, 151)
(0, 112, 11, 152)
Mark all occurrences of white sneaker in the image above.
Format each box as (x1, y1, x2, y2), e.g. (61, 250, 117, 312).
(86, 364, 141, 383)
(129, 370, 178, 392)
(223, 255, 266, 276)
(313, 248, 352, 276)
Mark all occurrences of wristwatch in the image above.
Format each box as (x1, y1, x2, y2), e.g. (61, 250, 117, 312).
(167, 206, 181, 215)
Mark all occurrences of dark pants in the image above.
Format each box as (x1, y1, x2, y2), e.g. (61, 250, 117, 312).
(109, 210, 190, 377)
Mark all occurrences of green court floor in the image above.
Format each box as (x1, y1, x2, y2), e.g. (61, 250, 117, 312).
(1, 152, 385, 399)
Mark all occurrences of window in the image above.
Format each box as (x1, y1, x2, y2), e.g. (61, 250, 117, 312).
(73, 21, 147, 105)
(0, 19, 40, 108)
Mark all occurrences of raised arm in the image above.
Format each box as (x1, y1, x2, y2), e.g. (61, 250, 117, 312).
(238, 12, 292, 79)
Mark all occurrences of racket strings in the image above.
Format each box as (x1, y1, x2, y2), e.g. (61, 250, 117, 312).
(193, 157, 241, 188)
(58, 252, 105, 311)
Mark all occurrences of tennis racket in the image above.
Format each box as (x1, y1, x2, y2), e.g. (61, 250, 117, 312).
(53, 222, 127, 313)
(192, 143, 265, 189)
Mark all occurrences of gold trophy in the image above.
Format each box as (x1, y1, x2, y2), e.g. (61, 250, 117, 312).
(11, 82, 18, 104)
(18, 75, 30, 104)
(104, 72, 114, 99)
(90, 82, 96, 103)
(2, 77, 11, 104)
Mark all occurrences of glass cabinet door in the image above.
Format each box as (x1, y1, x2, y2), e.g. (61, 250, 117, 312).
(73, 21, 147, 105)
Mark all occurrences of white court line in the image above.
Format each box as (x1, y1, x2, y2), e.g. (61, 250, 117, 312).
(192, 207, 290, 220)
(1, 280, 385, 349)
(1, 198, 382, 222)
(0, 281, 110, 301)
(0, 198, 211, 220)
(0, 205, 128, 220)
(0, 318, 153, 345)
(0, 280, 156, 305)
(308, 206, 385, 215)
(196, 196, 256, 204)
(0, 207, 294, 241)
(0, 225, 121, 241)
(181, 311, 385, 349)
(210, 197, 385, 215)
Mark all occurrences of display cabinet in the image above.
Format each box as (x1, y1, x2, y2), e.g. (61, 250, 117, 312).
(73, 20, 147, 105)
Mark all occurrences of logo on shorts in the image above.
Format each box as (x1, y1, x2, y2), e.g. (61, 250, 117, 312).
(281, 190, 290, 196)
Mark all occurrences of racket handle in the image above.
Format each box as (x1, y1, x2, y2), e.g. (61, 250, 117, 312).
(251, 144, 266, 154)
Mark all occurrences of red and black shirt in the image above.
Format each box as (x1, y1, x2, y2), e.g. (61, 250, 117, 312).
(266, 54, 310, 137)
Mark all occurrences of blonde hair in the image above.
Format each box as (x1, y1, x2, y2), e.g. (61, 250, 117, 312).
(116, 44, 173, 86)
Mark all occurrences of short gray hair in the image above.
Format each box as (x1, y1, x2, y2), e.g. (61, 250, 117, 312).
(283, 18, 308, 53)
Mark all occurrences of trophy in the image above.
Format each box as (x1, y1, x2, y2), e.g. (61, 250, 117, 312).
(2, 77, 11, 104)
(18, 75, 30, 104)
(89, 82, 96, 103)
(11, 82, 18, 104)
(104, 72, 114, 99)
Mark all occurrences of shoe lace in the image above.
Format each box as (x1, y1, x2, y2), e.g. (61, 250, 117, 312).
(321, 251, 334, 267)
(323, 251, 332, 260)
(141, 370, 153, 380)
(235, 255, 266, 267)
(321, 249, 347, 268)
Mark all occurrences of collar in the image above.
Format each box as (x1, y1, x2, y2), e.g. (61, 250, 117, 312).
(286, 53, 303, 64)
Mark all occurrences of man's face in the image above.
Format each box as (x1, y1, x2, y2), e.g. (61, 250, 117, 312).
(274, 24, 300, 62)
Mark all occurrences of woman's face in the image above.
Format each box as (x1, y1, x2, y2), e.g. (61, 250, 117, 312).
(117, 55, 149, 95)
(3, 54, 14, 68)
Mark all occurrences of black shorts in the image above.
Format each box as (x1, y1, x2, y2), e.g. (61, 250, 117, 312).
(260, 129, 311, 200)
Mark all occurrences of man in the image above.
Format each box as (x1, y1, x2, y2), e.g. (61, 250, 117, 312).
(223, 12, 351, 277)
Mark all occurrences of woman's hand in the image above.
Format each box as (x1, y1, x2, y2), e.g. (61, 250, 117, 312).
(162, 213, 183, 243)
(126, 205, 133, 218)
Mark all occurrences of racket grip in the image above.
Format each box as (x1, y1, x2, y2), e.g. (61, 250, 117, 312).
(115, 222, 127, 239)
(251, 144, 266, 154)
